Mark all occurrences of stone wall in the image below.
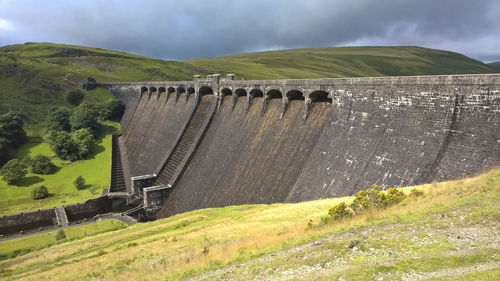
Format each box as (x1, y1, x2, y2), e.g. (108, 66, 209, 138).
(0, 209, 56, 236)
(64, 196, 112, 223)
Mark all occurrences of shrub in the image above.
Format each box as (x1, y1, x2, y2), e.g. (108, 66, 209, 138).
(328, 202, 355, 221)
(66, 90, 84, 106)
(31, 185, 49, 199)
(410, 188, 425, 197)
(30, 154, 57, 174)
(74, 176, 86, 190)
(383, 187, 407, 206)
(55, 229, 66, 241)
(350, 184, 383, 212)
(326, 184, 423, 224)
(0, 159, 27, 185)
(46, 107, 71, 131)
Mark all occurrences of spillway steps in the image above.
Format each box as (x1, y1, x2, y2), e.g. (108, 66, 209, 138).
(110, 135, 127, 193)
(154, 96, 214, 186)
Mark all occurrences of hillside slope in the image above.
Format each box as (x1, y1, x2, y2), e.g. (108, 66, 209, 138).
(0, 169, 498, 280)
(186, 46, 498, 79)
(1, 43, 498, 123)
(0, 43, 198, 123)
(488, 61, 500, 70)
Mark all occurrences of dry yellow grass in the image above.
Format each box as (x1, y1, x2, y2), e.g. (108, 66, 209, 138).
(0, 168, 498, 280)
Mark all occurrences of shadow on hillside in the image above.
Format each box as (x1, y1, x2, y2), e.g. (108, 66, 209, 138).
(16, 176, 44, 187)
(16, 137, 44, 159)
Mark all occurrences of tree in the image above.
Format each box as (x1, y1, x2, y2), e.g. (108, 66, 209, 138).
(46, 107, 71, 131)
(0, 159, 27, 185)
(55, 229, 66, 241)
(0, 112, 27, 166)
(31, 185, 49, 199)
(30, 154, 57, 174)
(74, 175, 86, 190)
(47, 131, 80, 161)
(103, 99, 124, 120)
(70, 102, 99, 133)
(65, 90, 84, 106)
(72, 129, 95, 158)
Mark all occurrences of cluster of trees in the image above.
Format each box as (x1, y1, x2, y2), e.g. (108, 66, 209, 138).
(0, 112, 27, 167)
(46, 90, 124, 161)
(0, 154, 57, 185)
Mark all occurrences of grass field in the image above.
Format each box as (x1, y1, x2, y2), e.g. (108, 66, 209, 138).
(0, 120, 119, 215)
(0, 219, 127, 260)
(0, 169, 497, 280)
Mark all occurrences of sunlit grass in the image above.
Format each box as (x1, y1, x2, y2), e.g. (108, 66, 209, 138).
(0, 121, 120, 215)
(0, 169, 497, 280)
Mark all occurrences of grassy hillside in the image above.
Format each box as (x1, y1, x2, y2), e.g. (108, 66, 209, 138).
(186, 46, 498, 80)
(0, 43, 198, 124)
(488, 61, 500, 70)
(1, 43, 498, 124)
(0, 169, 497, 280)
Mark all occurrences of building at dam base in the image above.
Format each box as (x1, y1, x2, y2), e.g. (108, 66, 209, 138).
(86, 74, 499, 220)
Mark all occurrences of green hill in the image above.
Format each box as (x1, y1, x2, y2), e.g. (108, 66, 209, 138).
(1, 43, 497, 123)
(0, 43, 198, 124)
(186, 46, 498, 79)
(488, 61, 500, 70)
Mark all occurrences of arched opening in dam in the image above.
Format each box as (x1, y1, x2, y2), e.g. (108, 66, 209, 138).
(199, 86, 214, 96)
(286, 90, 305, 101)
(250, 89, 264, 98)
(309, 90, 332, 103)
(159, 87, 166, 94)
(141, 86, 148, 94)
(235, 89, 247, 97)
(149, 87, 157, 93)
(266, 89, 282, 99)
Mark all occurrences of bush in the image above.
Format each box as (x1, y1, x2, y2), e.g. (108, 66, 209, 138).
(55, 229, 66, 241)
(410, 188, 425, 197)
(328, 202, 355, 221)
(31, 185, 49, 199)
(0, 159, 27, 185)
(383, 187, 407, 206)
(74, 176, 86, 190)
(47, 131, 80, 161)
(46, 107, 71, 131)
(66, 90, 84, 106)
(350, 184, 383, 212)
(69, 102, 100, 133)
(325, 184, 424, 225)
(30, 154, 57, 174)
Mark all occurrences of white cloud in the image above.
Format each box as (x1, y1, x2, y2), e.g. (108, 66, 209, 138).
(0, 18, 14, 31)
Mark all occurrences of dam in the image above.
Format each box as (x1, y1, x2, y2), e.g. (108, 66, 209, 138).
(83, 73, 500, 220)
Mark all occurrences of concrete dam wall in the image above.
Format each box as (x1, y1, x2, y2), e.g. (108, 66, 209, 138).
(87, 74, 500, 219)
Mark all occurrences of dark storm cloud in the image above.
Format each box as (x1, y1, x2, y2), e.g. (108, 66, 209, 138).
(1, 0, 499, 62)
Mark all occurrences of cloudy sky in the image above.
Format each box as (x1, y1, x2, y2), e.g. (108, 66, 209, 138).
(1, 0, 499, 62)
